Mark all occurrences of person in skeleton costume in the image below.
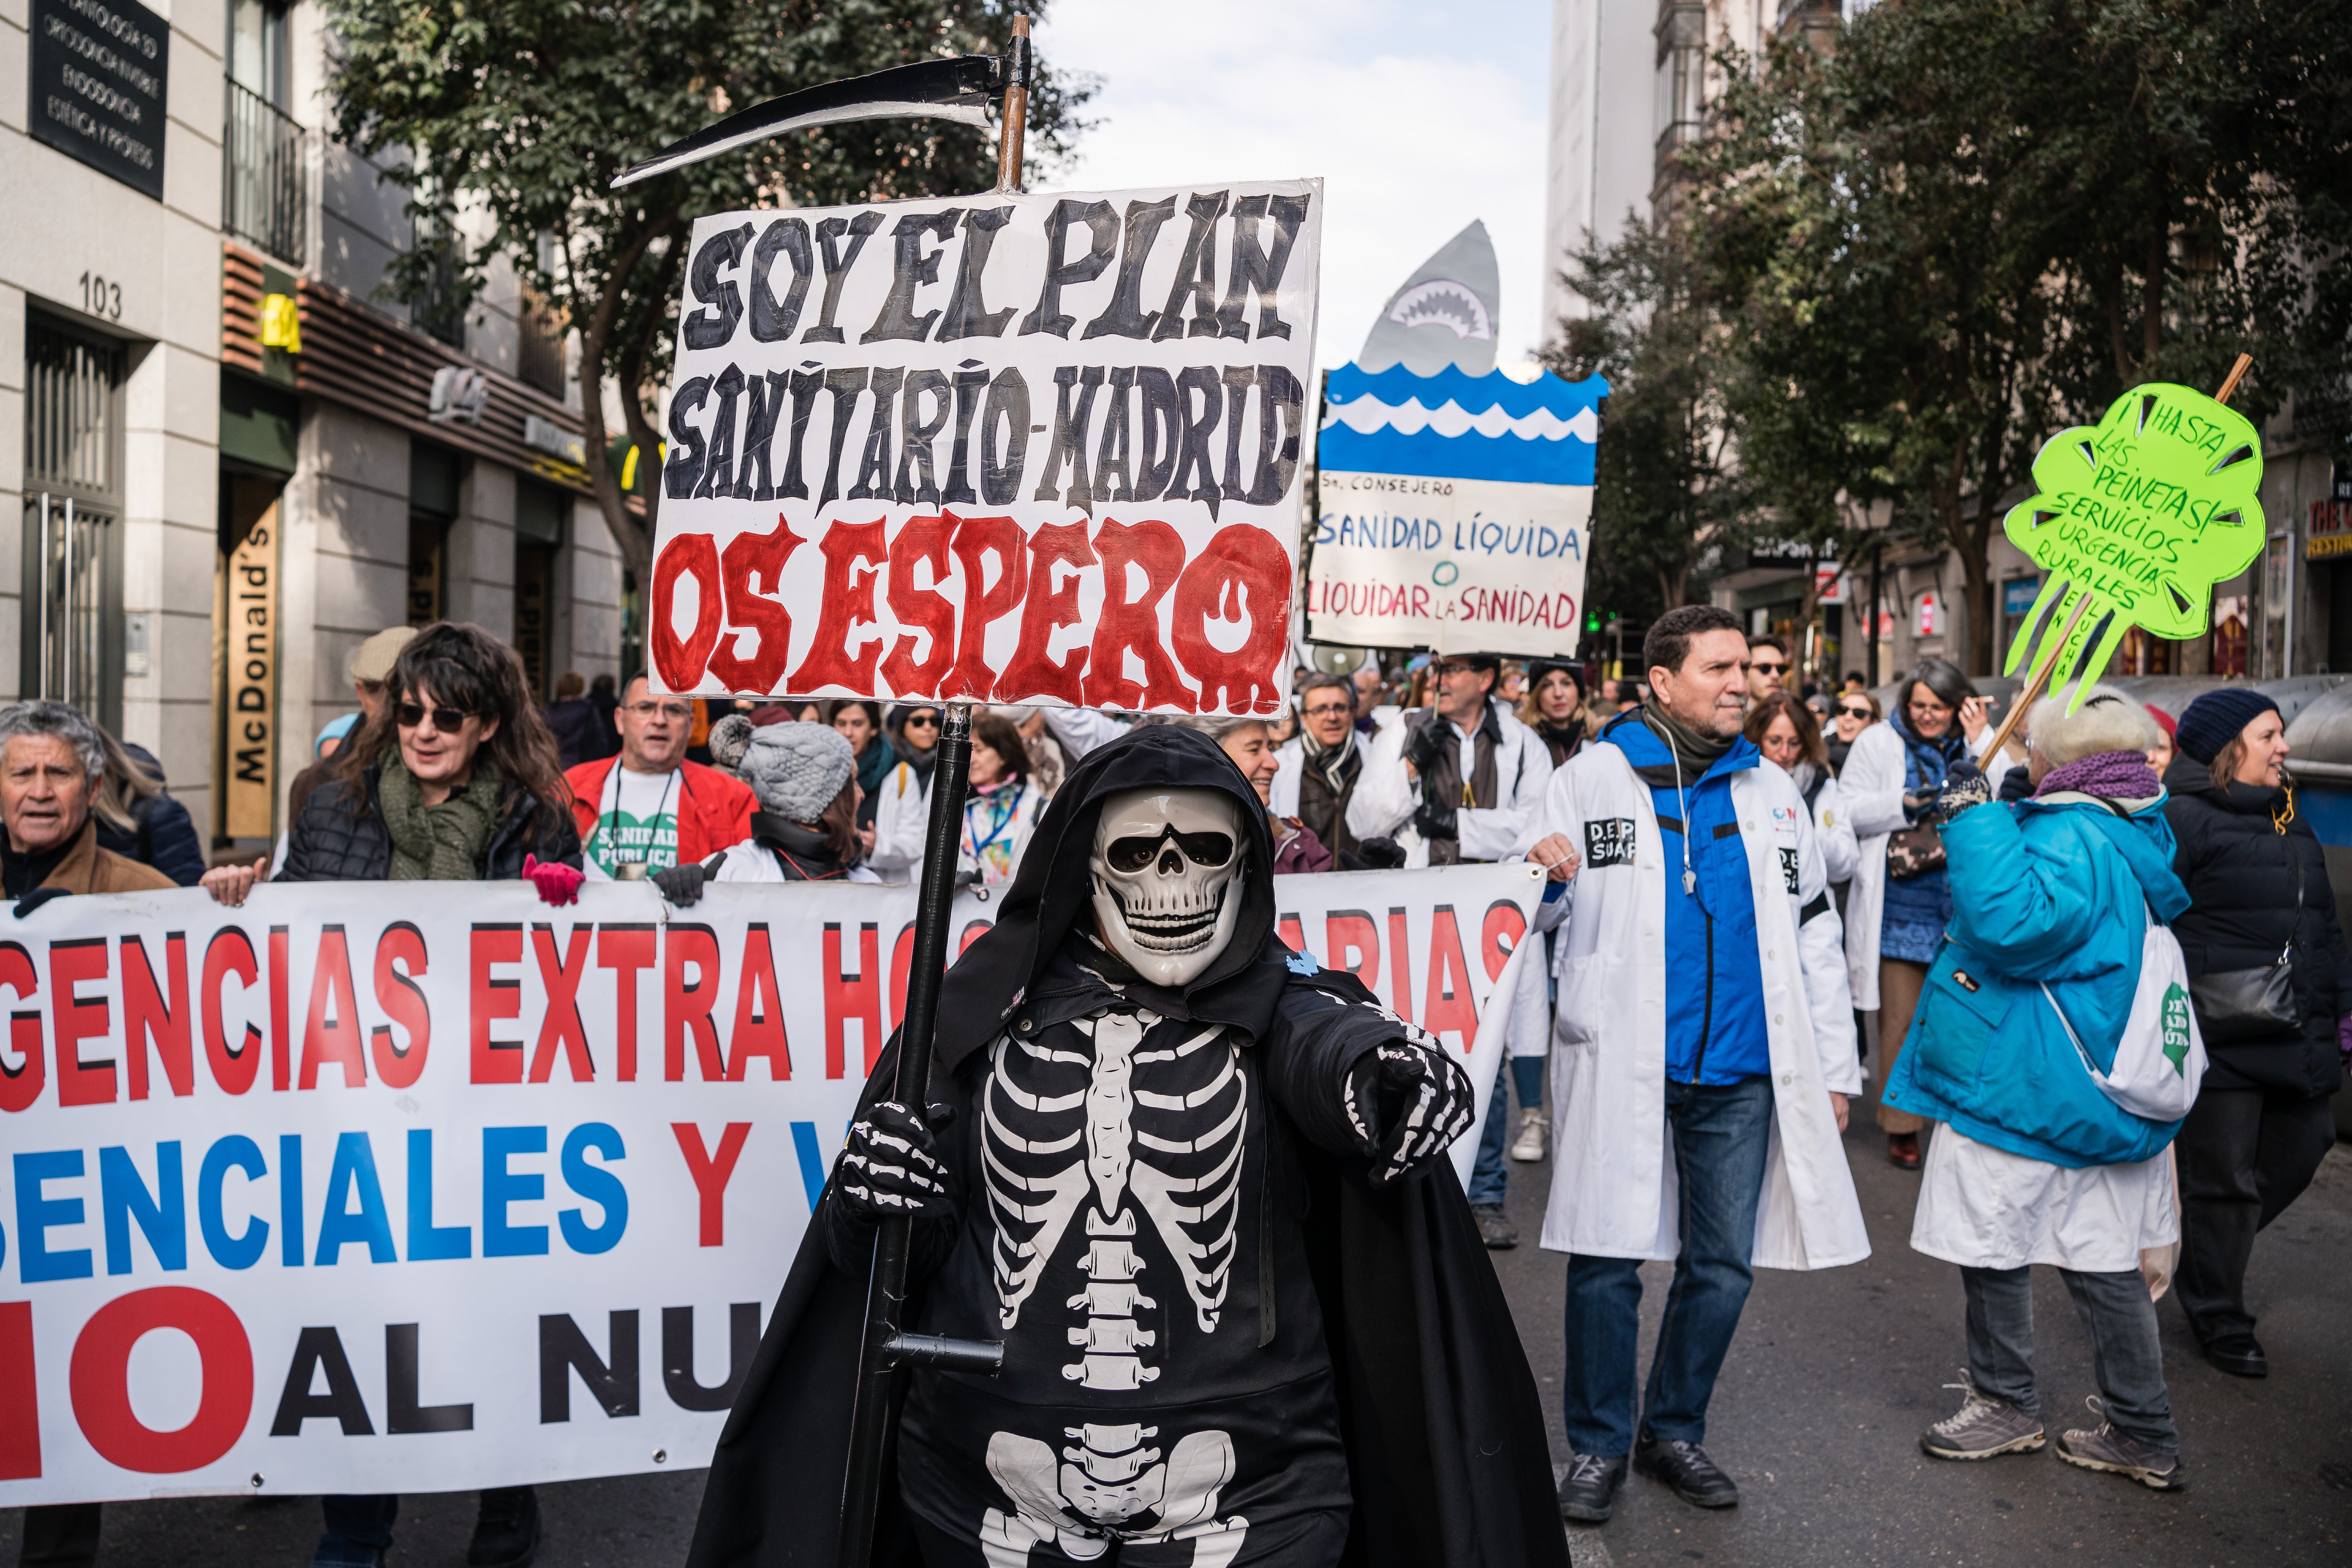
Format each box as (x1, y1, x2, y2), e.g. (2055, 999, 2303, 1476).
(688, 726, 1570, 1568)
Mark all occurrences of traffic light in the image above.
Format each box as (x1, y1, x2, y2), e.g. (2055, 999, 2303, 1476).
(1584, 609, 1602, 634)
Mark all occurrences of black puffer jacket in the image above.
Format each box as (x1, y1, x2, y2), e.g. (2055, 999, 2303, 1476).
(279, 764, 582, 883)
(2162, 754, 2349, 1098)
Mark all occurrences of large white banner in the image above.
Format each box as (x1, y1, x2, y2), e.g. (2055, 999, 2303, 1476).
(0, 863, 1539, 1505)
(648, 182, 1321, 714)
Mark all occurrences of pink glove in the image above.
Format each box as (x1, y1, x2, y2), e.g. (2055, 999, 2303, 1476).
(523, 854, 583, 907)
(2338, 1012, 2352, 1065)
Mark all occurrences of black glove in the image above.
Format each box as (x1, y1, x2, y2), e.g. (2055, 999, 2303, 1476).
(1356, 836, 1407, 870)
(1901, 787, 1940, 823)
(651, 852, 726, 907)
(1413, 796, 1459, 844)
(1936, 760, 1991, 820)
(1342, 1037, 1475, 1187)
(835, 1101, 957, 1223)
(13, 887, 69, 918)
(1402, 714, 1446, 777)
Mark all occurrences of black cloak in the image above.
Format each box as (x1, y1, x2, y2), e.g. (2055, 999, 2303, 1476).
(685, 725, 1568, 1568)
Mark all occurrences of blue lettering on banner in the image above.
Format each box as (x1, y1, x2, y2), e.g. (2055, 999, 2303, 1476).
(100, 1141, 184, 1274)
(197, 1134, 270, 1270)
(790, 1121, 829, 1213)
(484, 1125, 550, 1258)
(15, 1148, 93, 1282)
(558, 1122, 628, 1254)
(316, 1131, 397, 1265)
(407, 1128, 473, 1262)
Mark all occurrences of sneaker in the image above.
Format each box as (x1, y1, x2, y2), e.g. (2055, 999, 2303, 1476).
(1633, 1433, 1739, 1508)
(1888, 1131, 1922, 1170)
(1471, 1203, 1519, 1249)
(1557, 1451, 1628, 1523)
(1510, 1106, 1548, 1162)
(468, 1485, 542, 1568)
(2055, 1401, 2186, 1492)
(1920, 1370, 2046, 1459)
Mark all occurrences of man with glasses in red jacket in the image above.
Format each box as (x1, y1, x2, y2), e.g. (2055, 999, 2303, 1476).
(565, 674, 754, 891)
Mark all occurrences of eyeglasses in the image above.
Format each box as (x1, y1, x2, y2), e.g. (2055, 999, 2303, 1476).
(902, 713, 940, 730)
(1837, 704, 1874, 720)
(396, 703, 473, 731)
(1434, 661, 1480, 678)
(624, 700, 694, 720)
(1302, 702, 1353, 719)
(1751, 661, 1788, 677)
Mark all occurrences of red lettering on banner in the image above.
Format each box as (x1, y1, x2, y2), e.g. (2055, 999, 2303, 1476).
(269, 926, 292, 1092)
(200, 928, 261, 1096)
(122, 934, 191, 1100)
(880, 514, 957, 697)
(961, 920, 993, 955)
(665, 925, 725, 1082)
(1085, 518, 1192, 710)
(706, 516, 804, 694)
(298, 927, 367, 1090)
(943, 513, 1028, 700)
(68, 1287, 253, 1473)
(371, 923, 431, 1089)
(889, 921, 916, 1032)
(0, 1300, 36, 1478)
(728, 924, 789, 1081)
(1481, 899, 1528, 983)
(50, 938, 114, 1106)
(0, 942, 44, 1113)
(1171, 525, 1290, 714)
(1276, 914, 1306, 955)
(529, 924, 596, 1084)
(598, 925, 656, 1082)
(997, 520, 1095, 704)
(671, 1122, 751, 1246)
(1422, 904, 1476, 1048)
(651, 532, 724, 690)
(470, 925, 524, 1084)
(824, 922, 882, 1080)
(786, 519, 885, 693)
(1386, 907, 1415, 1024)
(1325, 910, 1379, 995)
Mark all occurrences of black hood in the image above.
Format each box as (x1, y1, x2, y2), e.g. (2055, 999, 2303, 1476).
(934, 724, 1287, 1071)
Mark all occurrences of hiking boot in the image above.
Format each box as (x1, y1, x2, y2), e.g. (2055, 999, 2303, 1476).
(1472, 1203, 1518, 1249)
(2055, 1401, 2186, 1492)
(1510, 1106, 1548, 1162)
(1888, 1131, 1922, 1170)
(2201, 1333, 2267, 1378)
(468, 1486, 542, 1568)
(1557, 1451, 1628, 1523)
(1920, 1370, 2045, 1460)
(1633, 1433, 1739, 1508)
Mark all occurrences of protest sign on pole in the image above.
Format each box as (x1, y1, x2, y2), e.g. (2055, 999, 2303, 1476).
(0, 864, 1538, 1507)
(641, 181, 1321, 715)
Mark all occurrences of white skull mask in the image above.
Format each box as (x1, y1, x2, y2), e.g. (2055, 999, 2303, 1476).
(1088, 787, 1248, 987)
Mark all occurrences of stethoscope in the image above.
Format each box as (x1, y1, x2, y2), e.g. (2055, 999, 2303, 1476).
(598, 765, 677, 882)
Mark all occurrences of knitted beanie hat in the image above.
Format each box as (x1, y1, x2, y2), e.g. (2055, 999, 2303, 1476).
(738, 722, 855, 822)
(2173, 687, 2279, 766)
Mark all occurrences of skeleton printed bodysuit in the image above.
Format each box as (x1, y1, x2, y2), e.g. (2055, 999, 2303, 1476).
(893, 945, 1351, 1566)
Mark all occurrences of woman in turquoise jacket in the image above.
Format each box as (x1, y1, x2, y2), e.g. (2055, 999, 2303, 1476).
(1884, 686, 2189, 1493)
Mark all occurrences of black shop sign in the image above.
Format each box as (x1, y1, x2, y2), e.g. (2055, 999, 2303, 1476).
(28, 0, 168, 201)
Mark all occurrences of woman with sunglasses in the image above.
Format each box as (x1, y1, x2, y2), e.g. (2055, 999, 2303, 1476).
(199, 621, 578, 1568)
(868, 703, 944, 883)
(1827, 691, 1880, 776)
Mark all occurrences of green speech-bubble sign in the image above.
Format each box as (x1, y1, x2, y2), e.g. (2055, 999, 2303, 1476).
(2002, 382, 2266, 708)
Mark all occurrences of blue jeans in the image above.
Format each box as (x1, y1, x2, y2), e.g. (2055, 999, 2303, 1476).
(1963, 1265, 2177, 1453)
(315, 1494, 398, 1566)
(1562, 1075, 1774, 1457)
(1467, 1058, 1549, 1205)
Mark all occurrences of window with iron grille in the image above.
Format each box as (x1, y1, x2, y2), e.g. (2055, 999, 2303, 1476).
(518, 283, 568, 397)
(21, 315, 126, 728)
(222, 0, 305, 263)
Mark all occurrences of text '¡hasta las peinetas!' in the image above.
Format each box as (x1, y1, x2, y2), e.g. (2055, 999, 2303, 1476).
(649, 182, 1322, 715)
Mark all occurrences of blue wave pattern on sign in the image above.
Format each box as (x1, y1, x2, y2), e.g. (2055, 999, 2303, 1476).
(1321, 364, 1608, 486)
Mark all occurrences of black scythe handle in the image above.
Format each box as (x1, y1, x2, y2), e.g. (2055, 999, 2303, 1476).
(835, 702, 996, 1568)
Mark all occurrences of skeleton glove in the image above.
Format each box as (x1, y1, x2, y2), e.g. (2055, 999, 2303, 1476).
(1343, 1039, 1475, 1187)
(835, 1101, 958, 1224)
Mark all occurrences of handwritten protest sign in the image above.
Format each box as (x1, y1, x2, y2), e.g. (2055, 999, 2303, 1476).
(645, 183, 1321, 715)
(2002, 381, 2266, 704)
(0, 865, 1533, 1505)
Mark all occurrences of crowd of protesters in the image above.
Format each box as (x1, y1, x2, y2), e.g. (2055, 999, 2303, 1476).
(5, 607, 2344, 1565)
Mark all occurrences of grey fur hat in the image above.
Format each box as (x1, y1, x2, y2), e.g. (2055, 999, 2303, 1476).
(738, 722, 855, 822)
(706, 713, 754, 774)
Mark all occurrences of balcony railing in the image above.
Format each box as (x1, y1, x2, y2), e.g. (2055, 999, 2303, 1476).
(223, 79, 307, 265)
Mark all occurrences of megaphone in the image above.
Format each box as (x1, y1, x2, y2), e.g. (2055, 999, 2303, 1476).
(1310, 644, 1367, 677)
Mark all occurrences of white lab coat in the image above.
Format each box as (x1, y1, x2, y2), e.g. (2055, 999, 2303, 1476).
(1269, 732, 1370, 819)
(866, 757, 932, 885)
(1535, 743, 1870, 1271)
(713, 839, 882, 883)
(1346, 699, 1554, 866)
(1836, 722, 2018, 1011)
(1790, 764, 1859, 888)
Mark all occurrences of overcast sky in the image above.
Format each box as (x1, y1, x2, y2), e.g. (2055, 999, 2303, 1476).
(1035, 0, 1554, 378)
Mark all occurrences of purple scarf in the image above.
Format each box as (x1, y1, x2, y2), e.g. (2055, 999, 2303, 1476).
(2034, 749, 2161, 801)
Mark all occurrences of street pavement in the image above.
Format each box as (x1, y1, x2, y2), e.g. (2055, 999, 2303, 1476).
(10, 1107, 2349, 1567)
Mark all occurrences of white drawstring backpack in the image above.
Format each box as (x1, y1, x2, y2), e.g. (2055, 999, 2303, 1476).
(2041, 896, 2207, 1123)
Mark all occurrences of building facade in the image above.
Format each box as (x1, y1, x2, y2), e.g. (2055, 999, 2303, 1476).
(0, 0, 626, 857)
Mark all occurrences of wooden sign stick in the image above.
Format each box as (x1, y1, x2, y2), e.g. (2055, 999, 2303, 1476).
(1979, 353, 2256, 765)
